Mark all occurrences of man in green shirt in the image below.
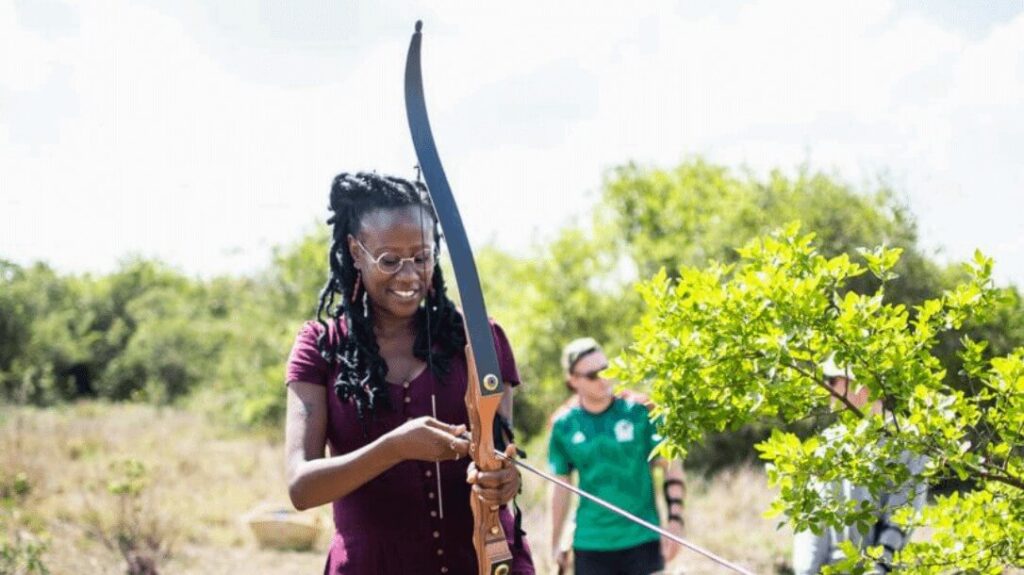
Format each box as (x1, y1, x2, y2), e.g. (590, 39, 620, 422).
(548, 337, 686, 575)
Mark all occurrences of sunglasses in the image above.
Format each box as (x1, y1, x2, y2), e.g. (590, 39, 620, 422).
(573, 365, 608, 381)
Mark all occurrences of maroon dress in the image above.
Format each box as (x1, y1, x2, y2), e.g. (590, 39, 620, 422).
(286, 319, 535, 575)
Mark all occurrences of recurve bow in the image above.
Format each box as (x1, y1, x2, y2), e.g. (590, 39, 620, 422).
(404, 20, 515, 575)
(402, 20, 756, 575)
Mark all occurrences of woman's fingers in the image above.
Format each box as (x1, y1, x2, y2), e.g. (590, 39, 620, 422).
(472, 466, 513, 488)
(418, 418, 469, 461)
(441, 422, 468, 460)
(387, 418, 461, 462)
(448, 434, 470, 459)
(467, 463, 520, 505)
(471, 480, 517, 505)
(472, 485, 503, 506)
(423, 418, 466, 437)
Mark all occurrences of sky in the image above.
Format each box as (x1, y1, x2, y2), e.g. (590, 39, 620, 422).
(2, 0, 1022, 286)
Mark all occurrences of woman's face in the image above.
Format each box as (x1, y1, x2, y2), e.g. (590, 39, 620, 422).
(348, 205, 436, 323)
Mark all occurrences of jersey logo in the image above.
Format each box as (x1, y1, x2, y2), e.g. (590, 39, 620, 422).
(571, 431, 587, 444)
(614, 420, 634, 442)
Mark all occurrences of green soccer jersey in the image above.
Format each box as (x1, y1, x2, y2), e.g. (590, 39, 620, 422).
(548, 397, 662, 551)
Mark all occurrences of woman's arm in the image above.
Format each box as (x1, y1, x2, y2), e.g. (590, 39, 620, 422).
(285, 381, 469, 510)
(285, 381, 400, 509)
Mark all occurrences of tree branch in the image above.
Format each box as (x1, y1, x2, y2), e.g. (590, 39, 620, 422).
(972, 462, 1024, 492)
(783, 360, 866, 419)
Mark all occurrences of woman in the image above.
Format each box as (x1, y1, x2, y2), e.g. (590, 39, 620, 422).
(285, 172, 534, 574)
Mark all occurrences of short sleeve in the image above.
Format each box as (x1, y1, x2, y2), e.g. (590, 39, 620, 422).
(490, 321, 521, 387)
(643, 406, 663, 457)
(547, 419, 573, 475)
(285, 321, 330, 386)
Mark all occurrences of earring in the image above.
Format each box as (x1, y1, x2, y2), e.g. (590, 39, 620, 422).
(361, 290, 369, 318)
(351, 273, 362, 303)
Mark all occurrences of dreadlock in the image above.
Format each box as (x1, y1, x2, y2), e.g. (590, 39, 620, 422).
(314, 171, 466, 422)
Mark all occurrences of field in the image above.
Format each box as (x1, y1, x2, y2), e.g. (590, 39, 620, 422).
(1, 403, 792, 574)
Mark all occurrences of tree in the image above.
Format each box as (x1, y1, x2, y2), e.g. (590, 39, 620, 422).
(100, 285, 223, 403)
(475, 226, 640, 439)
(598, 159, 1024, 472)
(613, 224, 1023, 572)
(600, 159, 943, 308)
(195, 229, 330, 429)
(0, 261, 91, 404)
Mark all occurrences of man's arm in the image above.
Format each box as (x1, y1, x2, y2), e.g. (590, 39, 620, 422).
(871, 453, 929, 571)
(652, 458, 686, 522)
(652, 458, 686, 562)
(662, 459, 686, 517)
(550, 474, 574, 570)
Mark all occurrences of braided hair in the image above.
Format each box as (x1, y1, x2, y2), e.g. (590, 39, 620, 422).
(315, 172, 466, 422)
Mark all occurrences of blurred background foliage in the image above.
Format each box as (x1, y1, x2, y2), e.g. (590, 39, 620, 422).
(3, 159, 1022, 474)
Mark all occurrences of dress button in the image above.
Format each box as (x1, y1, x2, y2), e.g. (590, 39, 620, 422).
(433, 531, 440, 538)
(403, 381, 410, 389)
(430, 510, 437, 518)
(425, 470, 432, 478)
(404, 396, 411, 404)
(428, 492, 435, 499)
(436, 549, 444, 556)
(441, 568, 448, 573)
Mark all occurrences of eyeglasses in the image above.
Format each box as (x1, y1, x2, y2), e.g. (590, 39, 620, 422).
(573, 365, 608, 381)
(353, 238, 436, 275)
(825, 376, 850, 387)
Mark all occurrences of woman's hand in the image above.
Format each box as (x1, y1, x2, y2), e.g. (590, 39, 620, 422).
(385, 416, 470, 463)
(465, 443, 520, 507)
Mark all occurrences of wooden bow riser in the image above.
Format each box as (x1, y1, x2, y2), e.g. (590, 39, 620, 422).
(465, 345, 513, 575)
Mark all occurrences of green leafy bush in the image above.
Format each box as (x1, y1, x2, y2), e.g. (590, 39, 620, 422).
(614, 224, 1023, 572)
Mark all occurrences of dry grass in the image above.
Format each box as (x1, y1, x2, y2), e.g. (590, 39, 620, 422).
(1, 403, 327, 574)
(667, 467, 792, 574)
(2, 403, 791, 574)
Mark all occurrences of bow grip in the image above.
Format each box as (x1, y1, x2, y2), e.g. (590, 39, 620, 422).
(465, 344, 513, 575)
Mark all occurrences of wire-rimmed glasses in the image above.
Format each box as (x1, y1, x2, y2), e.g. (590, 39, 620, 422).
(352, 237, 436, 275)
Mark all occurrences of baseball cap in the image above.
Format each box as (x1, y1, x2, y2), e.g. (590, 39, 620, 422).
(821, 354, 856, 381)
(561, 337, 602, 375)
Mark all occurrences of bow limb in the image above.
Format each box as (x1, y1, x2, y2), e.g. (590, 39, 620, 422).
(404, 20, 513, 575)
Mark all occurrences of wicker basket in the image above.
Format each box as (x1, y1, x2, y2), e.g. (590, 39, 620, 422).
(244, 504, 321, 551)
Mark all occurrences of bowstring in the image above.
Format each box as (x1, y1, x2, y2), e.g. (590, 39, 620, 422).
(417, 166, 445, 519)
